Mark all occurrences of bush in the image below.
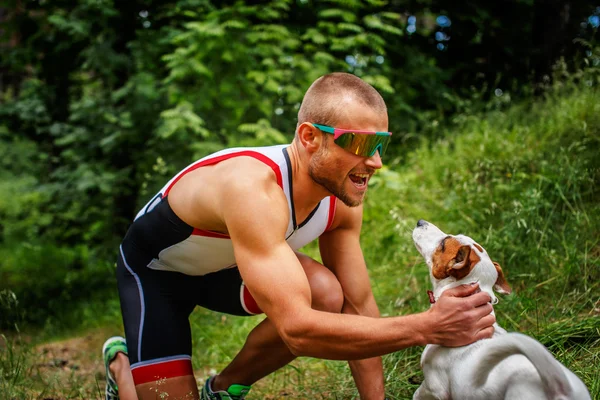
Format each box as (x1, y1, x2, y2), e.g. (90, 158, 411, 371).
(0, 243, 116, 329)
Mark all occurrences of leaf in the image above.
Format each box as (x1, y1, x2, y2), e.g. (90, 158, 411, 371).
(221, 19, 248, 30)
(338, 23, 364, 34)
(302, 28, 328, 45)
(364, 15, 404, 36)
(318, 8, 357, 23)
(157, 102, 210, 139)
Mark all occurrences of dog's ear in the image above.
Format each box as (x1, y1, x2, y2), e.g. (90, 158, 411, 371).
(432, 240, 480, 280)
(449, 245, 471, 270)
(493, 261, 512, 294)
(445, 245, 477, 280)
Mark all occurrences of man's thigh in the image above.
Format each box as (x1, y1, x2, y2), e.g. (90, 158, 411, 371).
(117, 248, 200, 390)
(192, 252, 338, 315)
(192, 266, 263, 315)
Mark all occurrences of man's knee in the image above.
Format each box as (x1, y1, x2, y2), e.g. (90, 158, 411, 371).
(297, 253, 344, 313)
(309, 270, 344, 312)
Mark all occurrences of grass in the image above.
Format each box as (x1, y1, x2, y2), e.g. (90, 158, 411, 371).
(1, 79, 599, 399)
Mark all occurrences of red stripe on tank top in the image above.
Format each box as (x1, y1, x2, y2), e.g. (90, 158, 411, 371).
(325, 196, 337, 231)
(163, 151, 284, 196)
(162, 151, 284, 239)
(191, 228, 230, 238)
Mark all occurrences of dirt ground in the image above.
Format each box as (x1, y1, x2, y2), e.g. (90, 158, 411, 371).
(28, 329, 213, 399)
(25, 329, 314, 399)
(28, 329, 113, 399)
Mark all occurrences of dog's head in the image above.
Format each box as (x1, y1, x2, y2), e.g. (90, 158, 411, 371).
(412, 220, 511, 301)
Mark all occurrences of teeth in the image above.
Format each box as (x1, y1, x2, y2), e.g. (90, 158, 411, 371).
(352, 173, 370, 178)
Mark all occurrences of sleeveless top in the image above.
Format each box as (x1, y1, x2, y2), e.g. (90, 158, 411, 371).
(131, 144, 337, 276)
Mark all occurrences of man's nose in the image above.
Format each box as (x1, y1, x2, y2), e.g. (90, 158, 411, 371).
(365, 150, 383, 169)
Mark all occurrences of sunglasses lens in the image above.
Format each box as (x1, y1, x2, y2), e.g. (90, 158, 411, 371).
(334, 133, 391, 157)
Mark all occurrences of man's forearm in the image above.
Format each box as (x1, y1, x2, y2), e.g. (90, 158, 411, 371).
(281, 304, 429, 360)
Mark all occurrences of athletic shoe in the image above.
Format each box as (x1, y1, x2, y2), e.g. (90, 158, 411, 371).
(200, 376, 251, 400)
(102, 336, 128, 400)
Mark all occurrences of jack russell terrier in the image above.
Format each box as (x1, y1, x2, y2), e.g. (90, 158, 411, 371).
(412, 220, 591, 400)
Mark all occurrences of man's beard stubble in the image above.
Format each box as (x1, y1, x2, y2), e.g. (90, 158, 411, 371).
(308, 148, 363, 208)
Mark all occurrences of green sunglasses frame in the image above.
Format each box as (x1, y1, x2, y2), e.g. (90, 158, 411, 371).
(312, 123, 392, 157)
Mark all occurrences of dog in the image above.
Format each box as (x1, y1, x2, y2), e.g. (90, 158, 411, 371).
(411, 220, 591, 400)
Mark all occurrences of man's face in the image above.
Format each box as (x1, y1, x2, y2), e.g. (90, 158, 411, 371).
(308, 102, 388, 207)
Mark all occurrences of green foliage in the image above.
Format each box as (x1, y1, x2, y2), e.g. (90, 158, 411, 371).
(0, 335, 31, 399)
(0, 290, 22, 331)
(0, 0, 599, 397)
(162, 0, 401, 152)
(0, 243, 117, 329)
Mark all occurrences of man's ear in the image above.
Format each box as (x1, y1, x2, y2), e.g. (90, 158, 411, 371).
(493, 261, 512, 294)
(297, 122, 323, 154)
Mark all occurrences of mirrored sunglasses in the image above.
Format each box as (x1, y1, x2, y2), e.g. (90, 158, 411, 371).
(312, 123, 392, 157)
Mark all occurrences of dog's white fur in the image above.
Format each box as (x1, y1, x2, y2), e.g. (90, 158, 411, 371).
(412, 220, 591, 400)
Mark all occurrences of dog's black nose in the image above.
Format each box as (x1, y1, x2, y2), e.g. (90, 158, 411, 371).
(417, 219, 428, 227)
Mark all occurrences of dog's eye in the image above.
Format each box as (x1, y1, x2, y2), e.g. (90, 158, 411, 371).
(440, 236, 451, 252)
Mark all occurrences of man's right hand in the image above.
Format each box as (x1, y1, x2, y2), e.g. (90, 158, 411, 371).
(425, 283, 496, 347)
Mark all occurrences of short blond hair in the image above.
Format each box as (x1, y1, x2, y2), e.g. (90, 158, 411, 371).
(297, 72, 387, 130)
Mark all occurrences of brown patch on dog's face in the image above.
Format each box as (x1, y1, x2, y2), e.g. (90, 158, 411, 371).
(493, 261, 512, 294)
(431, 237, 481, 280)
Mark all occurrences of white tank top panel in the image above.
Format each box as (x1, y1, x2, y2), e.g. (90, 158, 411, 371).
(134, 145, 337, 276)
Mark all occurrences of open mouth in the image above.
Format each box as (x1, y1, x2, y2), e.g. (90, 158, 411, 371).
(413, 241, 423, 254)
(349, 173, 369, 188)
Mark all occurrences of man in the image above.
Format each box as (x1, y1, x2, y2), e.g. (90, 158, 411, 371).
(103, 72, 495, 400)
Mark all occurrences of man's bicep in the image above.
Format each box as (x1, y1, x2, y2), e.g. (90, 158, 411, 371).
(222, 185, 312, 322)
(235, 240, 312, 320)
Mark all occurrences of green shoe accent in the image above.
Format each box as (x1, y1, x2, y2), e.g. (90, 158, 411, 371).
(225, 384, 251, 398)
(201, 376, 251, 400)
(102, 336, 128, 400)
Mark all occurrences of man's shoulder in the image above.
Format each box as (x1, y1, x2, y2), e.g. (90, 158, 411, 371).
(217, 155, 282, 188)
(213, 152, 287, 209)
(218, 158, 290, 237)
